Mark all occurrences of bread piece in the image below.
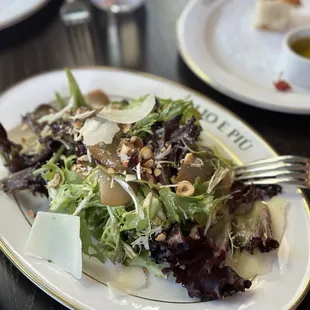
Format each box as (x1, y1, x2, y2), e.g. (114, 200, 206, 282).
(253, 0, 293, 32)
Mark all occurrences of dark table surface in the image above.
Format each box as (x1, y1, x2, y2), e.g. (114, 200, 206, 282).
(0, 0, 309, 309)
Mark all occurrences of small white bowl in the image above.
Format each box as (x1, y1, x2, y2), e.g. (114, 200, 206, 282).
(276, 26, 310, 90)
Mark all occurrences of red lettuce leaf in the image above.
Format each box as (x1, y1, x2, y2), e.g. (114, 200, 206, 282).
(151, 224, 251, 300)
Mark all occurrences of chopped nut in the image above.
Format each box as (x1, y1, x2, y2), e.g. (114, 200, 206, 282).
(27, 210, 35, 218)
(143, 159, 154, 168)
(145, 174, 155, 184)
(120, 124, 131, 134)
(154, 168, 162, 177)
(176, 181, 195, 197)
(72, 121, 82, 129)
(77, 155, 89, 162)
(170, 176, 176, 184)
(183, 153, 194, 165)
(122, 160, 129, 168)
(48, 173, 62, 188)
(130, 136, 144, 149)
(145, 168, 152, 175)
(139, 146, 153, 160)
(107, 168, 115, 174)
(120, 143, 132, 155)
(155, 232, 167, 242)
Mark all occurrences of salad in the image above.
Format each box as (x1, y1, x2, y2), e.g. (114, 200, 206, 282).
(0, 69, 282, 301)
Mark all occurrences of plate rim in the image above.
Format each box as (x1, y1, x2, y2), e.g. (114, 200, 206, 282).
(176, 0, 310, 115)
(0, 65, 309, 310)
(0, 0, 50, 31)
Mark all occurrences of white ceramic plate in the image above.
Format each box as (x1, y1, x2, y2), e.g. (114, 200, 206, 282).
(177, 0, 310, 114)
(0, 0, 50, 30)
(0, 67, 309, 310)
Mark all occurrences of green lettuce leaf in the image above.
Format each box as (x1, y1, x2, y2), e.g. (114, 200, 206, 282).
(127, 251, 165, 278)
(158, 188, 223, 225)
(66, 68, 87, 109)
(157, 97, 201, 123)
(80, 212, 106, 263)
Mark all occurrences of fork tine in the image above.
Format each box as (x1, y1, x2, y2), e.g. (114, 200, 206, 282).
(234, 170, 308, 181)
(242, 177, 308, 187)
(233, 155, 310, 189)
(234, 162, 307, 175)
(235, 156, 309, 170)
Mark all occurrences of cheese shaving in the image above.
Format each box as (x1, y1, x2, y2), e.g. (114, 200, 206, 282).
(79, 117, 120, 146)
(98, 94, 156, 124)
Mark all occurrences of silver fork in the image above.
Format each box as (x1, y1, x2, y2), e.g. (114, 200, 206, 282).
(60, 0, 92, 26)
(233, 155, 310, 188)
(60, 0, 96, 65)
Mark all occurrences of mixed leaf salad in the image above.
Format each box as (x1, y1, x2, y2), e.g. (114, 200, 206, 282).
(0, 70, 282, 301)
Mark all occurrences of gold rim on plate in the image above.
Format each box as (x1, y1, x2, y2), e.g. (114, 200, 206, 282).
(0, 66, 309, 310)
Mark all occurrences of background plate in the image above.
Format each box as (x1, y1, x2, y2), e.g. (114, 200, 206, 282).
(0, 0, 50, 30)
(177, 0, 310, 114)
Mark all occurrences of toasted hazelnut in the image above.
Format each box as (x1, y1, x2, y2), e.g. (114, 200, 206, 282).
(139, 146, 153, 160)
(107, 168, 115, 174)
(183, 153, 194, 165)
(130, 136, 144, 149)
(154, 168, 162, 177)
(86, 89, 110, 106)
(122, 160, 129, 168)
(176, 181, 195, 197)
(48, 173, 62, 188)
(143, 159, 154, 168)
(120, 143, 132, 155)
(145, 168, 153, 175)
(145, 174, 155, 184)
(119, 138, 130, 146)
(155, 232, 167, 242)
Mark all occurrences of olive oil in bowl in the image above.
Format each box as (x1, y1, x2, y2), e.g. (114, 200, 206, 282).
(290, 38, 310, 59)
